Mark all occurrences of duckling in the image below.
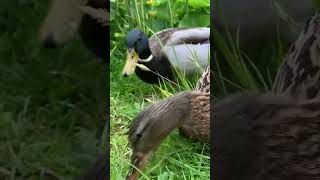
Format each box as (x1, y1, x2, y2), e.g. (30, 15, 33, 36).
(195, 66, 210, 93)
(127, 91, 209, 180)
(213, 93, 320, 180)
(213, 0, 314, 45)
(123, 28, 210, 84)
(39, 0, 108, 60)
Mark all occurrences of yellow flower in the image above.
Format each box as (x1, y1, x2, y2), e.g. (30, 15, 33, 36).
(146, 0, 153, 5)
(148, 11, 155, 17)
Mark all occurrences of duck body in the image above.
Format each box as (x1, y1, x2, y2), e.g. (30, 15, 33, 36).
(123, 28, 210, 84)
(214, 93, 320, 180)
(134, 52, 174, 84)
(164, 43, 210, 74)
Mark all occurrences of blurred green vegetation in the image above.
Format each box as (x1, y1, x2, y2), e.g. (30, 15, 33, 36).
(212, 0, 320, 100)
(0, 0, 107, 179)
(213, 29, 286, 100)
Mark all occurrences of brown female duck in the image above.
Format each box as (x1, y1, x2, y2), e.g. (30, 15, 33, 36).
(127, 67, 210, 180)
(127, 91, 209, 180)
(213, 13, 320, 180)
(213, 93, 320, 180)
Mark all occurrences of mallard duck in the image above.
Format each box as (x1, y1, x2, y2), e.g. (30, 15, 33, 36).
(123, 27, 210, 83)
(126, 67, 210, 180)
(39, 0, 108, 60)
(213, 0, 314, 45)
(127, 91, 209, 180)
(213, 93, 320, 180)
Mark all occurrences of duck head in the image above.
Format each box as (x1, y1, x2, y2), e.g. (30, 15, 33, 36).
(127, 92, 192, 180)
(39, 0, 85, 48)
(123, 29, 152, 77)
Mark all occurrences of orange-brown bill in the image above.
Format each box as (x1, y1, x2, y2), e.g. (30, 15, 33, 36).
(122, 49, 139, 76)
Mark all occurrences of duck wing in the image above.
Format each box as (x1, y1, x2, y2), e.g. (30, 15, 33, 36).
(163, 43, 210, 74)
(149, 27, 210, 59)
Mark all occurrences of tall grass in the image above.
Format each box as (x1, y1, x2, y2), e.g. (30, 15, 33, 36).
(212, 26, 286, 99)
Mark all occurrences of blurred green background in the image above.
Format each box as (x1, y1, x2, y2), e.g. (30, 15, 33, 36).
(0, 1, 107, 179)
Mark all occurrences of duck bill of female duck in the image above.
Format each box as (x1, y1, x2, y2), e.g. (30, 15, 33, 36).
(126, 151, 151, 180)
(123, 48, 139, 76)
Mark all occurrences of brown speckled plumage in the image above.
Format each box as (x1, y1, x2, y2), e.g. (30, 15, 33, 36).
(213, 12, 320, 180)
(180, 92, 210, 143)
(213, 93, 320, 180)
(195, 66, 210, 93)
(273, 14, 320, 100)
(255, 98, 320, 180)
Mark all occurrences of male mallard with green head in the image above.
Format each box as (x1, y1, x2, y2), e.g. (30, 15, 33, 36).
(126, 67, 210, 180)
(123, 28, 210, 83)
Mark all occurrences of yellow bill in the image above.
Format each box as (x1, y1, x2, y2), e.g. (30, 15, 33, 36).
(122, 49, 139, 76)
(127, 152, 151, 180)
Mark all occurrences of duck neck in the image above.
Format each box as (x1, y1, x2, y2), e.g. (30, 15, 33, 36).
(139, 47, 152, 60)
(145, 92, 193, 146)
(135, 46, 174, 83)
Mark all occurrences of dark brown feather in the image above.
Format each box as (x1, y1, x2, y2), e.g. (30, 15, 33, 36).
(213, 93, 320, 180)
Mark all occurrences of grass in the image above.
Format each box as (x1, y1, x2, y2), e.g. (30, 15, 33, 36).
(212, 27, 286, 98)
(110, 48, 210, 179)
(0, 1, 107, 179)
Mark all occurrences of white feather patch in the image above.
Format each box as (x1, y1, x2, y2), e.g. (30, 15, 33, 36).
(164, 43, 210, 75)
(136, 63, 151, 71)
(166, 28, 210, 46)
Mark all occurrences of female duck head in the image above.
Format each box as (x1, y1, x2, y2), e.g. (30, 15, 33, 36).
(127, 92, 192, 180)
(123, 29, 151, 77)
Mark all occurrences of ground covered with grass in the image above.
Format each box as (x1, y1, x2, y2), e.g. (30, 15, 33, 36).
(0, 1, 107, 179)
(110, 43, 210, 179)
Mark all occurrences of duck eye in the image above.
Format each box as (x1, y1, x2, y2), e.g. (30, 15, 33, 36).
(137, 34, 142, 41)
(136, 133, 142, 138)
